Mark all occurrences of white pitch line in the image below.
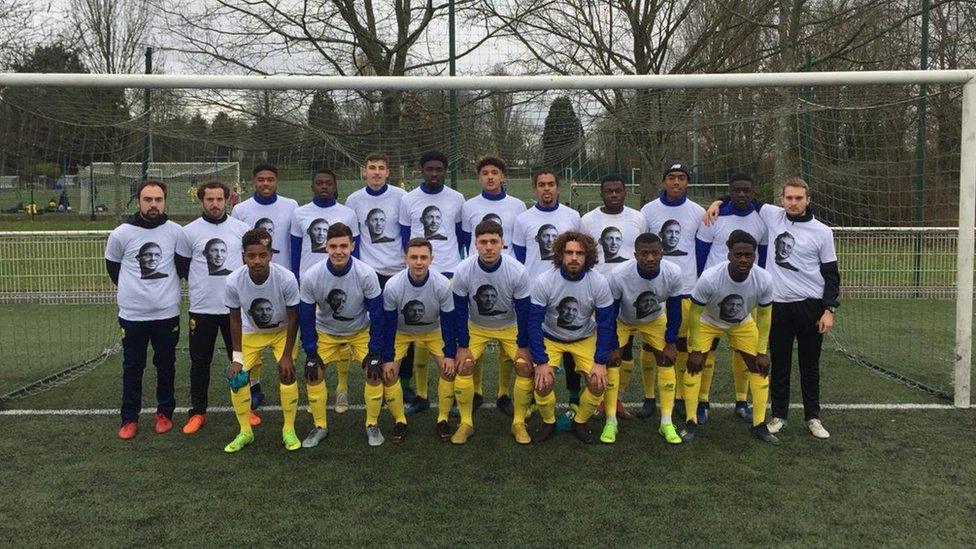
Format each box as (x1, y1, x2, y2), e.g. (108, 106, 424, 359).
(0, 402, 960, 416)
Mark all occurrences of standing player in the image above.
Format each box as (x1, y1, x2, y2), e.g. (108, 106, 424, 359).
(345, 153, 407, 287)
(289, 168, 359, 413)
(528, 232, 616, 444)
(106, 180, 186, 439)
(398, 150, 465, 413)
(297, 223, 393, 447)
(177, 181, 250, 435)
(580, 174, 648, 425)
(459, 156, 527, 415)
(684, 230, 777, 444)
(693, 174, 768, 423)
(640, 160, 705, 423)
(230, 163, 299, 417)
(223, 229, 302, 453)
(380, 238, 457, 442)
(606, 233, 684, 444)
(452, 220, 533, 444)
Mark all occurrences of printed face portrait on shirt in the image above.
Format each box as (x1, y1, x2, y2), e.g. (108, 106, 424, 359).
(536, 224, 558, 260)
(249, 298, 278, 328)
(774, 232, 799, 271)
(137, 242, 168, 279)
(719, 294, 745, 322)
(634, 290, 660, 319)
(422, 205, 445, 240)
(308, 218, 329, 252)
(204, 238, 231, 275)
(659, 220, 686, 256)
(474, 284, 506, 316)
(556, 296, 583, 329)
(366, 208, 394, 243)
(402, 299, 431, 325)
(600, 226, 625, 262)
(327, 288, 354, 321)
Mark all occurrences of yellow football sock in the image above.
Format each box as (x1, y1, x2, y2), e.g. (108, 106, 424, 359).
(619, 359, 635, 393)
(437, 376, 455, 422)
(280, 381, 299, 431)
(732, 352, 749, 402)
(513, 376, 534, 425)
(575, 387, 602, 423)
(473, 356, 484, 396)
(675, 351, 688, 400)
(749, 372, 770, 426)
(603, 367, 621, 422)
(336, 353, 350, 394)
(682, 371, 701, 422)
(414, 348, 430, 399)
(305, 381, 327, 429)
(639, 348, 657, 399)
(658, 366, 676, 417)
(364, 382, 383, 427)
(230, 386, 252, 436)
(454, 374, 475, 426)
(534, 390, 556, 424)
(497, 350, 514, 398)
(699, 353, 716, 402)
(384, 383, 407, 423)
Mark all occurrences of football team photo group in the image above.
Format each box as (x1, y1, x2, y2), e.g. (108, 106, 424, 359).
(106, 150, 839, 453)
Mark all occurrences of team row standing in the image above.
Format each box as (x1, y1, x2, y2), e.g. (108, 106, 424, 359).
(105, 151, 839, 449)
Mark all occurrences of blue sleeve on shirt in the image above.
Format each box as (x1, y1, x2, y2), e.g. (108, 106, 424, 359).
(594, 305, 616, 364)
(454, 293, 470, 347)
(400, 224, 411, 253)
(381, 308, 399, 362)
(513, 245, 526, 264)
(456, 223, 467, 258)
(352, 235, 361, 259)
(290, 235, 303, 278)
(695, 238, 711, 276)
(665, 296, 682, 343)
(365, 295, 384, 354)
(529, 303, 548, 365)
(758, 244, 768, 268)
(299, 301, 317, 354)
(611, 299, 622, 349)
(440, 308, 457, 358)
(514, 297, 530, 348)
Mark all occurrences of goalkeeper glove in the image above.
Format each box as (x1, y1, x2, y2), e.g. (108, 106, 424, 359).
(362, 351, 383, 383)
(225, 363, 250, 391)
(304, 352, 324, 382)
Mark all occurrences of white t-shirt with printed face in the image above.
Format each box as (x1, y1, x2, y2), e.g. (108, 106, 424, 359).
(230, 195, 299, 270)
(345, 184, 407, 276)
(758, 205, 838, 303)
(512, 204, 581, 280)
(696, 209, 768, 270)
(530, 268, 614, 342)
(691, 261, 773, 330)
(461, 192, 527, 256)
(105, 220, 184, 321)
(299, 258, 381, 337)
(383, 269, 454, 335)
(580, 206, 648, 275)
(399, 185, 466, 275)
(452, 255, 529, 330)
(640, 195, 705, 294)
(289, 201, 360, 278)
(224, 263, 300, 334)
(608, 259, 683, 325)
(178, 215, 251, 314)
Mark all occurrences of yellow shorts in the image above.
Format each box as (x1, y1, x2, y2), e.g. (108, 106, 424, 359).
(242, 330, 298, 372)
(467, 323, 520, 362)
(617, 315, 667, 352)
(394, 330, 444, 361)
(543, 335, 596, 375)
(689, 319, 759, 356)
(316, 328, 369, 365)
(677, 297, 691, 339)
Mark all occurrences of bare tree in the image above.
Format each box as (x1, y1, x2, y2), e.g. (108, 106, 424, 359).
(0, 0, 34, 65)
(68, 0, 151, 74)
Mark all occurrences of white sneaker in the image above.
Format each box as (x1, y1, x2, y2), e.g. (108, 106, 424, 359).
(807, 419, 830, 439)
(366, 425, 385, 447)
(335, 391, 349, 414)
(301, 426, 329, 448)
(767, 417, 787, 434)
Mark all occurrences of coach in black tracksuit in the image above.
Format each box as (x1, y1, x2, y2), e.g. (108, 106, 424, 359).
(105, 180, 189, 440)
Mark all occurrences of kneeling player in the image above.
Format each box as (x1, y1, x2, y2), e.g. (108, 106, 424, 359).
(606, 233, 683, 444)
(380, 238, 457, 443)
(452, 220, 533, 444)
(683, 230, 778, 444)
(528, 232, 616, 444)
(298, 223, 392, 447)
(224, 229, 301, 453)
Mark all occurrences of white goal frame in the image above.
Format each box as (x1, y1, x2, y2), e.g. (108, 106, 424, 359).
(0, 70, 972, 408)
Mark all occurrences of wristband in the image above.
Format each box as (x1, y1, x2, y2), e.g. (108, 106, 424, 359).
(232, 351, 244, 364)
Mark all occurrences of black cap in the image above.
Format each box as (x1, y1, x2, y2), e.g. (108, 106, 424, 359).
(661, 160, 691, 181)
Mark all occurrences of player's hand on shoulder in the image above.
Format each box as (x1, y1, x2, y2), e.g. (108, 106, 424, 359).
(702, 201, 722, 225)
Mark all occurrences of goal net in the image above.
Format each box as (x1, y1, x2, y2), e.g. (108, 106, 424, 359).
(0, 73, 971, 407)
